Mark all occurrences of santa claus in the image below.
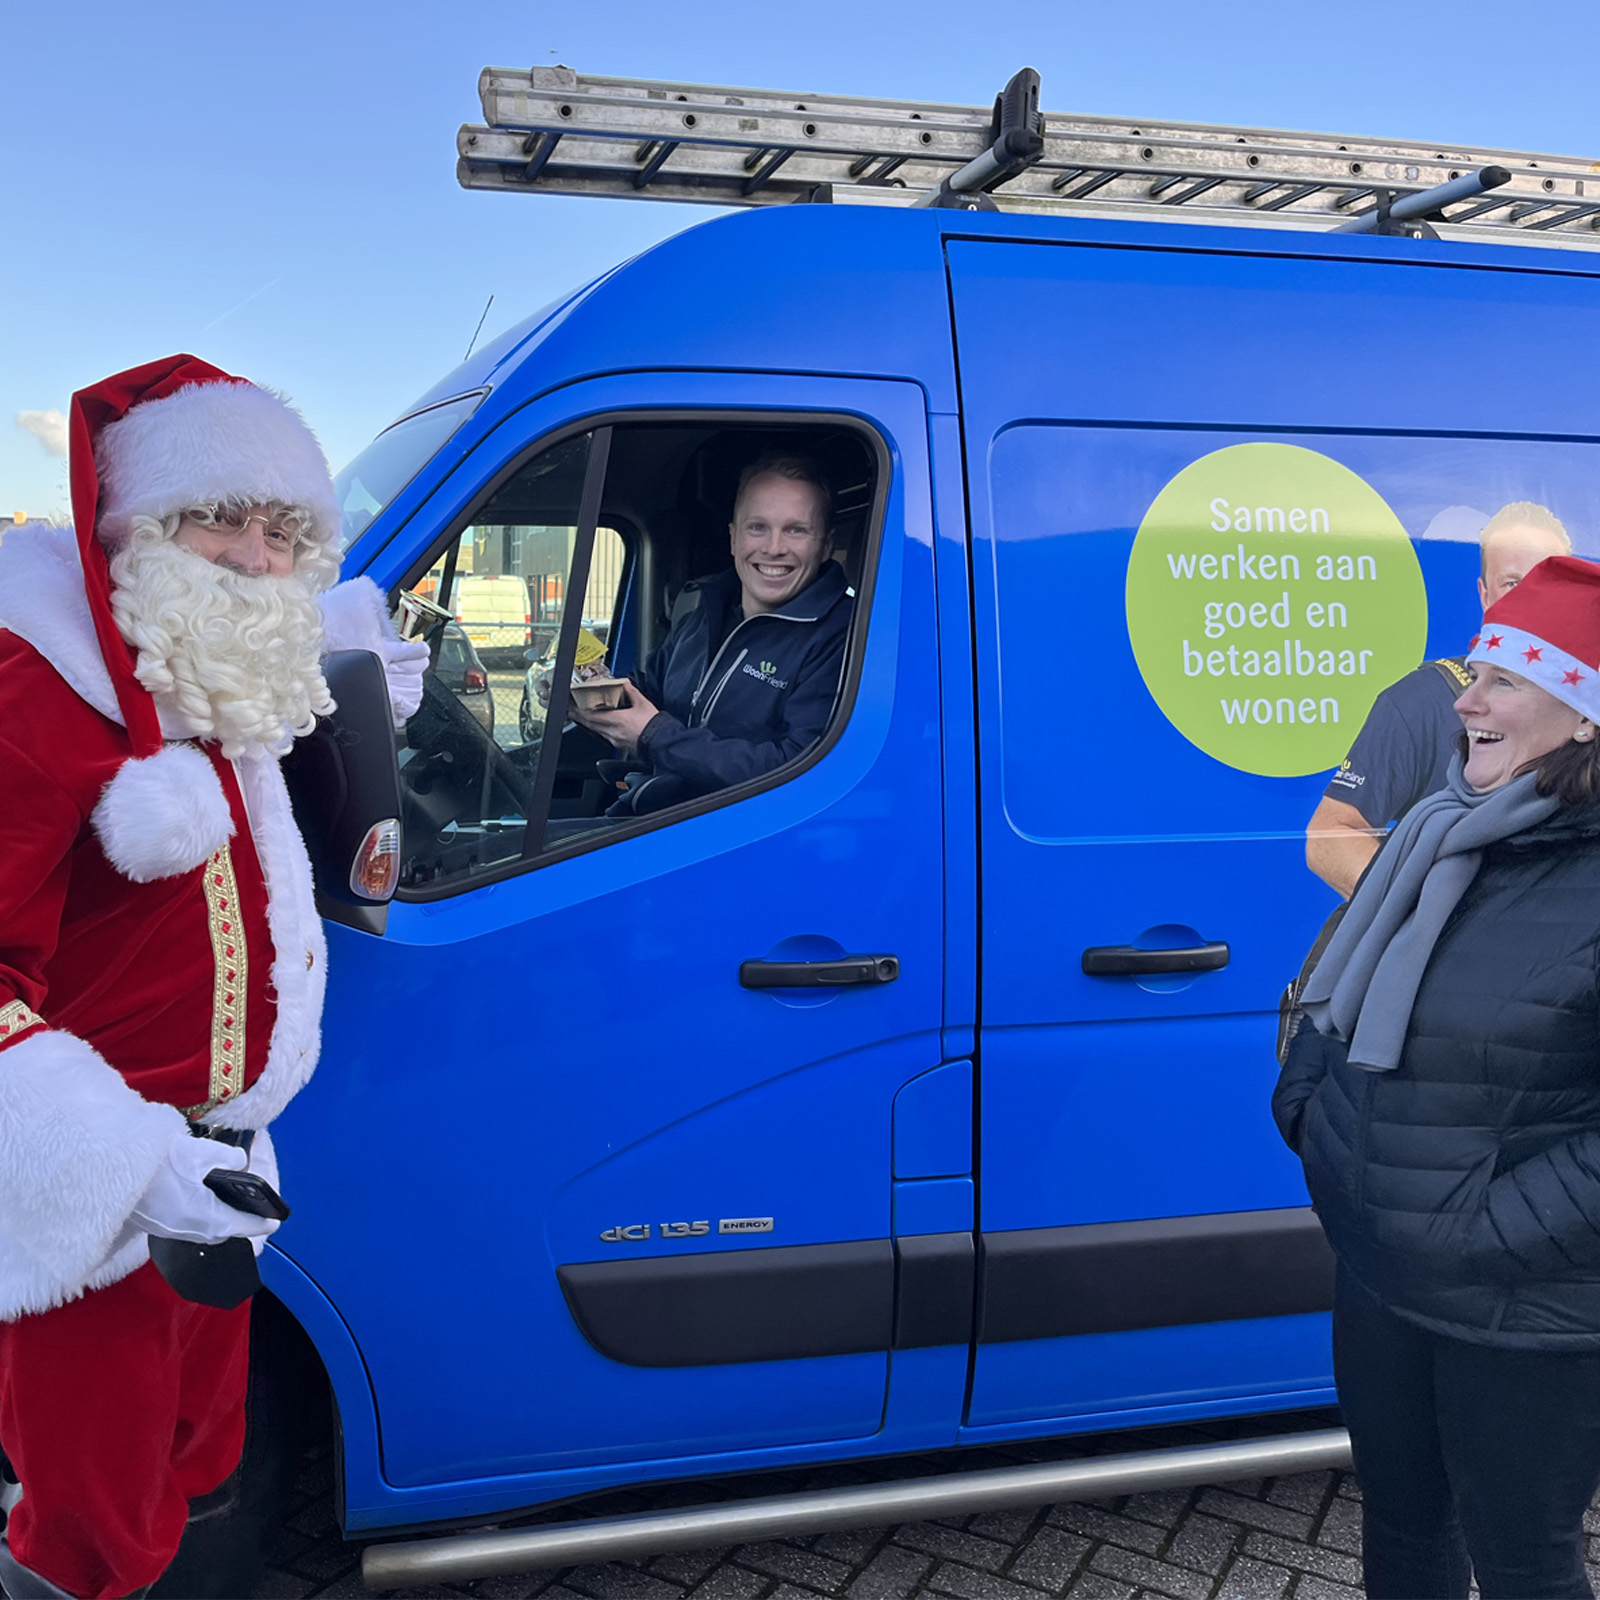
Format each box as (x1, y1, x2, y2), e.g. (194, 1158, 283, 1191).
(0, 356, 425, 1600)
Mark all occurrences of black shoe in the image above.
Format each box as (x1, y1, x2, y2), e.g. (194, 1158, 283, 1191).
(145, 1470, 262, 1600)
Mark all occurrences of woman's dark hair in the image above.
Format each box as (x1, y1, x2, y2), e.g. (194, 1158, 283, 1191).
(1472, 725, 1600, 805)
(1526, 736, 1600, 806)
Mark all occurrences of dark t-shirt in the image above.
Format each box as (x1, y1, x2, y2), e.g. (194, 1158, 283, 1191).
(1323, 663, 1466, 827)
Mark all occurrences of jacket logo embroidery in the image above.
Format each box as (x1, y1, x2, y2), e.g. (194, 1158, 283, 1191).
(742, 661, 789, 689)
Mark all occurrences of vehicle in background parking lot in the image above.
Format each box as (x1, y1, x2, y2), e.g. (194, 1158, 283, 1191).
(433, 623, 494, 735)
(453, 573, 531, 667)
(518, 621, 609, 742)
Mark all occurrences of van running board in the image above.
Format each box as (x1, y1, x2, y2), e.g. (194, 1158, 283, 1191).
(361, 1425, 1352, 1591)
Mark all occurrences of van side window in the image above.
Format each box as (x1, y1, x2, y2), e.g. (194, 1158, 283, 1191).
(393, 420, 878, 895)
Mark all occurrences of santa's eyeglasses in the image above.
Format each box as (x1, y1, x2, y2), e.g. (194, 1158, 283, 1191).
(180, 503, 308, 553)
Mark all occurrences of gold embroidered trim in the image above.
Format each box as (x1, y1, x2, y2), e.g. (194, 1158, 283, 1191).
(0, 1000, 45, 1046)
(184, 844, 247, 1119)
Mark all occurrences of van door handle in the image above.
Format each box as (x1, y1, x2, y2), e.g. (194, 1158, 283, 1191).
(740, 954, 900, 989)
(1081, 942, 1230, 977)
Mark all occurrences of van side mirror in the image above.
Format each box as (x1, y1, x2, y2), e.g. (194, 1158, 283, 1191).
(281, 649, 404, 934)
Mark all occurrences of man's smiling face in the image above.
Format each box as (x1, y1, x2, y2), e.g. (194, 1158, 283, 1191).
(729, 473, 832, 617)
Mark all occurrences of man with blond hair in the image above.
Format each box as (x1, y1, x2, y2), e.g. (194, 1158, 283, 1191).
(572, 453, 853, 816)
(1306, 502, 1573, 897)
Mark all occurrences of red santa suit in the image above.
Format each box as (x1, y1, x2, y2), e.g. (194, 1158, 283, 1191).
(0, 357, 416, 1600)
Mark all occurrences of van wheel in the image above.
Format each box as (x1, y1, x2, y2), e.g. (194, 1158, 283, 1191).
(149, 1294, 330, 1599)
(519, 691, 540, 743)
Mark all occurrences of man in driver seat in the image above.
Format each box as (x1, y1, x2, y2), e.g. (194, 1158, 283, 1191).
(571, 454, 853, 814)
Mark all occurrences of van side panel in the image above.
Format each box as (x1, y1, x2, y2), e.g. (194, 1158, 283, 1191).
(949, 240, 1600, 439)
(950, 237, 1600, 1432)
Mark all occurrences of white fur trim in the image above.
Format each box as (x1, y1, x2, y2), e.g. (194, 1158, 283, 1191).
(0, 1029, 187, 1320)
(0, 522, 202, 740)
(319, 576, 392, 652)
(91, 744, 234, 882)
(203, 752, 325, 1130)
(319, 576, 425, 726)
(95, 380, 341, 553)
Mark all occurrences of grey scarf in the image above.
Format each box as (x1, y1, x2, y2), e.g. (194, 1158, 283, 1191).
(1302, 756, 1558, 1071)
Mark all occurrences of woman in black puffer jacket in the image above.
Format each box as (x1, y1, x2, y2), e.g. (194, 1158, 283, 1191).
(1276, 555, 1600, 1600)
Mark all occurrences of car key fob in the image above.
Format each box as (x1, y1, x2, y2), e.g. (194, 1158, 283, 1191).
(203, 1167, 292, 1222)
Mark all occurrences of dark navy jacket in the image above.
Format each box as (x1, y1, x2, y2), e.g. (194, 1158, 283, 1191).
(1274, 803, 1600, 1349)
(611, 562, 853, 816)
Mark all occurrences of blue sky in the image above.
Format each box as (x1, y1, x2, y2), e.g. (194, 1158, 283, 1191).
(6, 0, 1599, 517)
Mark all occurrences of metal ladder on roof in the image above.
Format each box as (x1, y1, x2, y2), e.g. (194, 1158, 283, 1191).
(457, 65, 1600, 250)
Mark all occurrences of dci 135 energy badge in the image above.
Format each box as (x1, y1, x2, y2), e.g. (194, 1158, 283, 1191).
(599, 1217, 774, 1242)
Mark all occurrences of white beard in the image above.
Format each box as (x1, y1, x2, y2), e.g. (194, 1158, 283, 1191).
(108, 536, 334, 759)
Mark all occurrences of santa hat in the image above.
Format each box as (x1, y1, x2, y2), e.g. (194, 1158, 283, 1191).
(69, 355, 341, 760)
(1468, 554, 1600, 724)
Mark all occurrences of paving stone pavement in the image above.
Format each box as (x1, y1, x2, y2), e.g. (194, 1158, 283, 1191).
(253, 1412, 1391, 1600)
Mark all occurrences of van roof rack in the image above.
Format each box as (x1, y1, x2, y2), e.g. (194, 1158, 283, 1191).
(458, 66, 1600, 250)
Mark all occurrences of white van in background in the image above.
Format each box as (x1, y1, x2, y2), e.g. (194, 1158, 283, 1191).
(452, 573, 531, 667)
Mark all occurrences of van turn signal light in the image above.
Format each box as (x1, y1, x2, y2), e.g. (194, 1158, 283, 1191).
(350, 819, 401, 902)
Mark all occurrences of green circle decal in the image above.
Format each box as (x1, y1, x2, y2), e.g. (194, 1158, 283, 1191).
(1126, 443, 1427, 777)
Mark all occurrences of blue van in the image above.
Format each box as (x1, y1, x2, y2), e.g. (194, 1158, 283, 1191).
(261, 197, 1600, 1559)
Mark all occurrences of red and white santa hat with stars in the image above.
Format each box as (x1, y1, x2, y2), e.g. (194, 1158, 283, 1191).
(1469, 554, 1600, 723)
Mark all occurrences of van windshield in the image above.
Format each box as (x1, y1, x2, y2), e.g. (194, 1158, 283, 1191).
(334, 393, 484, 551)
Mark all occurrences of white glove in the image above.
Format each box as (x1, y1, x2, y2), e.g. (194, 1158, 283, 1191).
(318, 576, 430, 727)
(129, 1134, 280, 1246)
(377, 635, 429, 726)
